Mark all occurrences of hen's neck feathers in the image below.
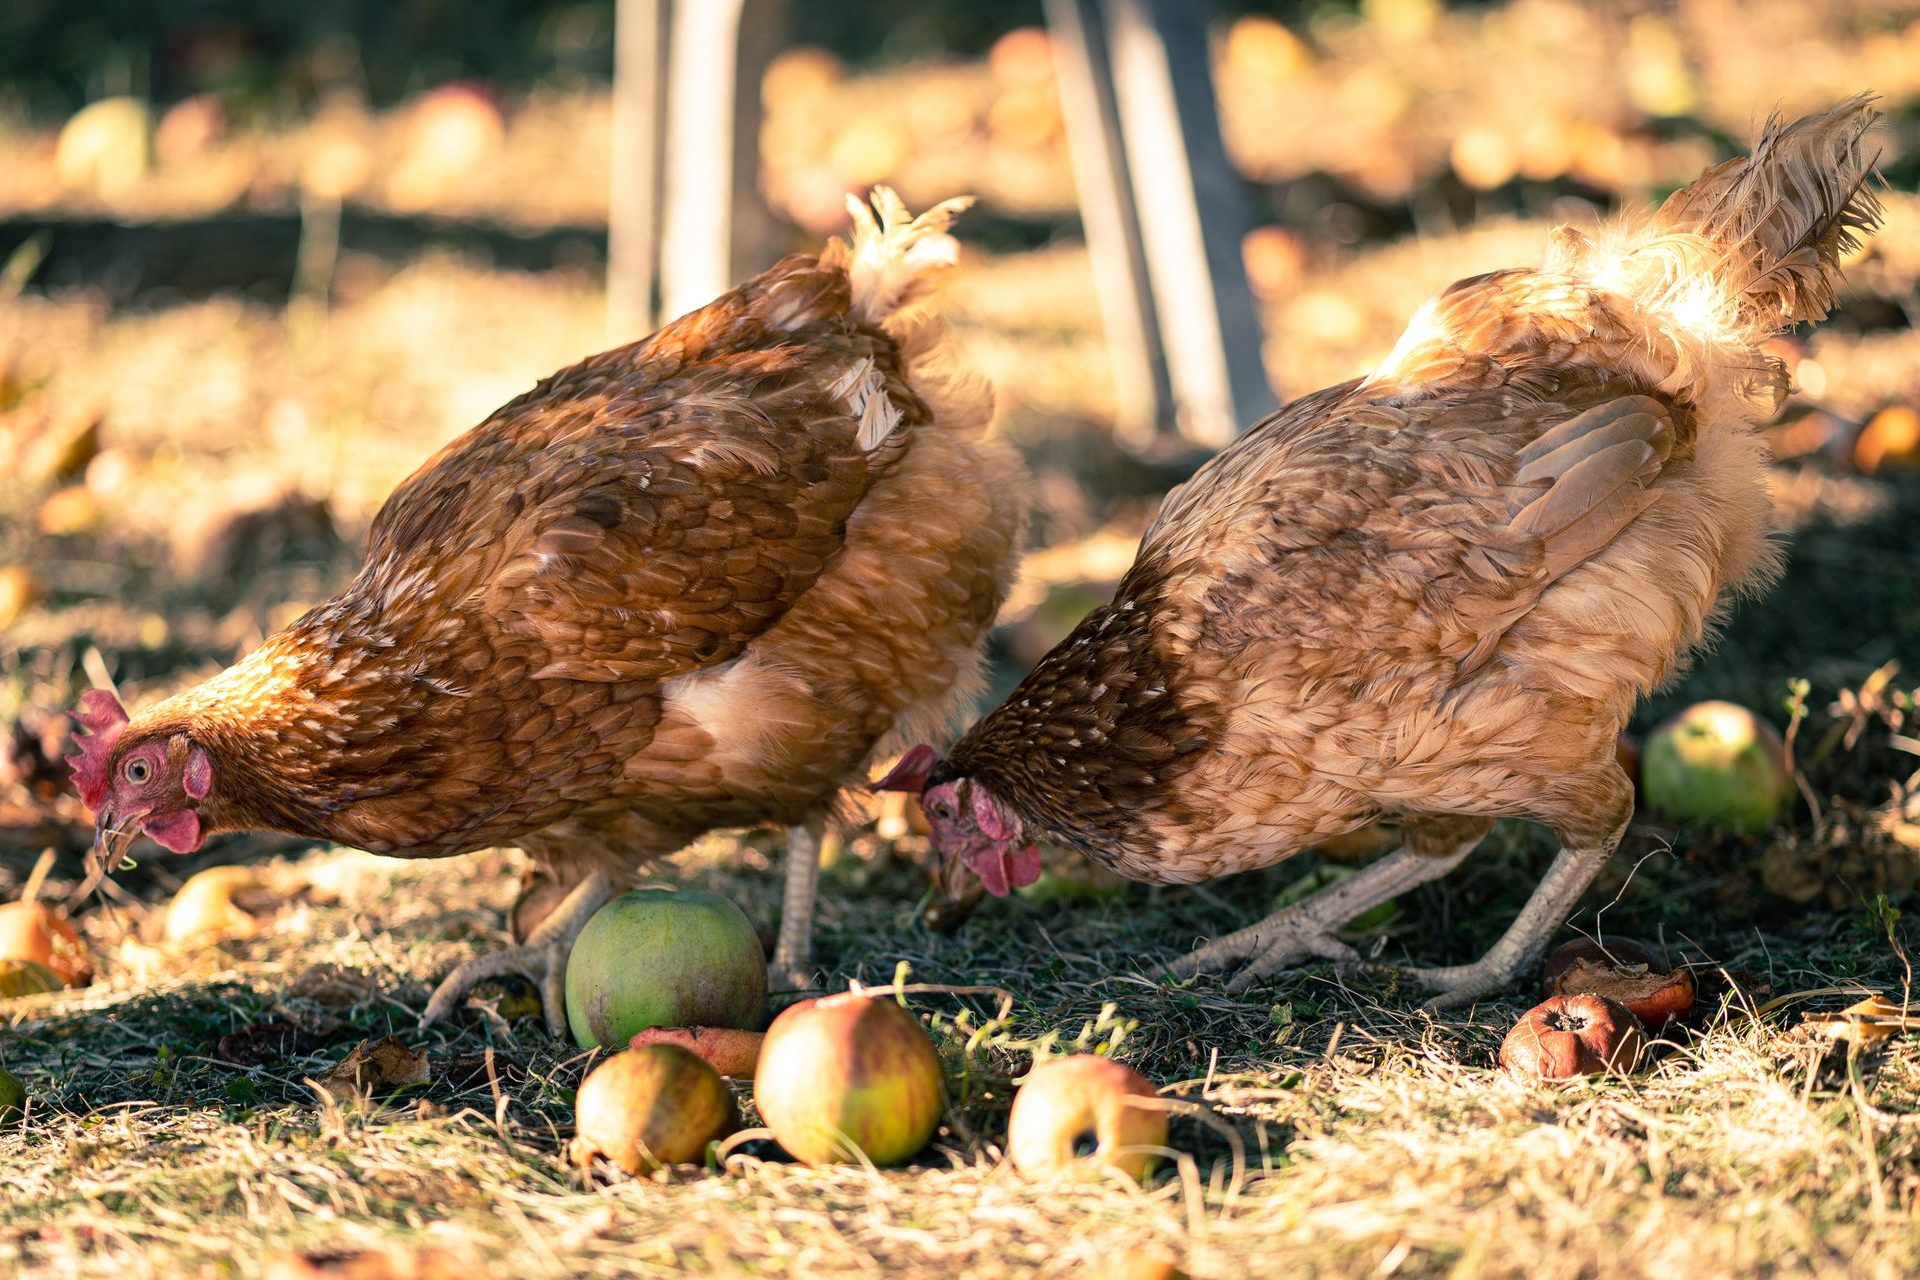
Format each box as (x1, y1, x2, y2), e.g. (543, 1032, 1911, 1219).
(135, 612, 440, 842)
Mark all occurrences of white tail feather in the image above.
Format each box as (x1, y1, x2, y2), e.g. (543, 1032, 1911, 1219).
(844, 186, 974, 327)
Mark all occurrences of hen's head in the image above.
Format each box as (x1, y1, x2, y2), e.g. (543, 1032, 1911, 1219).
(68, 689, 215, 871)
(875, 745, 1041, 896)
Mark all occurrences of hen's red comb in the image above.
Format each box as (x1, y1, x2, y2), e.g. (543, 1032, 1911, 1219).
(873, 744, 939, 792)
(67, 688, 129, 811)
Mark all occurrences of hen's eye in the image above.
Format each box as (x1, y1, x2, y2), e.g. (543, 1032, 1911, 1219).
(124, 758, 151, 784)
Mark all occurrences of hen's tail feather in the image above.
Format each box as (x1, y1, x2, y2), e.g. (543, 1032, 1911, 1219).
(839, 186, 974, 326)
(1655, 94, 1883, 331)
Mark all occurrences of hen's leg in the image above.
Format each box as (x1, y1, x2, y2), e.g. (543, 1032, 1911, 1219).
(1170, 820, 1490, 994)
(768, 820, 827, 991)
(420, 869, 614, 1037)
(1408, 775, 1632, 1011)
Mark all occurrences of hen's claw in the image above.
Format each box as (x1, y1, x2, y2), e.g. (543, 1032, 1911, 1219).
(1407, 954, 1529, 1012)
(768, 959, 820, 994)
(1169, 915, 1357, 984)
(420, 869, 613, 1037)
(1168, 839, 1481, 992)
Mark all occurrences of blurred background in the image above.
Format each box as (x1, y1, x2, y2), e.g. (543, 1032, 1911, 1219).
(2, 0, 1918, 892)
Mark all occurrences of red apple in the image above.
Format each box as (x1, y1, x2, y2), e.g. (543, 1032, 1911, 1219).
(753, 992, 945, 1166)
(570, 1043, 737, 1175)
(0, 901, 91, 986)
(1499, 995, 1646, 1081)
(1543, 938, 1695, 1031)
(628, 1026, 764, 1079)
(1007, 1054, 1167, 1182)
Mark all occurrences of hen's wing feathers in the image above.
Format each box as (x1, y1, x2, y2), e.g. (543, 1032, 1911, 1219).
(1140, 383, 1680, 676)
(489, 391, 869, 683)
(364, 313, 882, 685)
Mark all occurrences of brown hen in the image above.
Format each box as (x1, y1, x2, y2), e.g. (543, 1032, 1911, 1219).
(882, 98, 1883, 1008)
(69, 190, 1027, 1032)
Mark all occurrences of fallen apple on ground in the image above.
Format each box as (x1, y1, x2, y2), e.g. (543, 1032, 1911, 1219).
(1006, 1054, 1166, 1182)
(564, 889, 766, 1049)
(164, 865, 269, 944)
(1543, 938, 1695, 1031)
(1500, 994, 1646, 1081)
(0, 900, 91, 986)
(0, 1068, 23, 1128)
(1641, 700, 1791, 835)
(628, 1026, 764, 1078)
(571, 1043, 737, 1176)
(0, 957, 62, 998)
(753, 991, 945, 1166)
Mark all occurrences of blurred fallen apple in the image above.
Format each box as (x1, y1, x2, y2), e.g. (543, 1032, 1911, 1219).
(0, 957, 62, 998)
(1641, 701, 1791, 835)
(1007, 1054, 1166, 1182)
(0, 898, 92, 987)
(164, 866, 273, 945)
(0, 565, 44, 631)
(1853, 405, 1919, 474)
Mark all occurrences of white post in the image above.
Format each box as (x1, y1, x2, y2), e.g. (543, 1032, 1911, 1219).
(658, 0, 749, 325)
(608, 0, 666, 341)
(1104, 0, 1274, 445)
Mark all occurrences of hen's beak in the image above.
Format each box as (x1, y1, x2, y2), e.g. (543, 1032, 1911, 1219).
(87, 806, 141, 881)
(925, 831, 961, 895)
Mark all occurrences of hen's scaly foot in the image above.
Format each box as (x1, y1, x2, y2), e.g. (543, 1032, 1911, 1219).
(768, 959, 819, 993)
(420, 870, 613, 1037)
(1402, 811, 1630, 1013)
(1168, 914, 1359, 989)
(1404, 953, 1529, 1012)
(1168, 841, 1481, 995)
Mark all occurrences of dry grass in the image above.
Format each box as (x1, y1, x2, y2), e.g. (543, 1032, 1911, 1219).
(3, 823, 1919, 1279)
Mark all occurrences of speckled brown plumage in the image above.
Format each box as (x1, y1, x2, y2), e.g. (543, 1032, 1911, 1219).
(925, 97, 1882, 1003)
(84, 192, 1026, 902)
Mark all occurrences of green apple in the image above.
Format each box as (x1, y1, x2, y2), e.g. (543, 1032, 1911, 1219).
(1642, 701, 1791, 835)
(1007, 1054, 1166, 1182)
(565, 890, 766, 1048)
(570, 1043, 736, 1174)
(0, 958, 62, 999)
(0, 1068, 24, 1129)
(753, 992, 945, 1166)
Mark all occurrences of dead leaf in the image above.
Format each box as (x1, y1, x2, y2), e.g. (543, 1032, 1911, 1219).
(317, 1036, 430, 1100)
(1805, 994, 1920, 1047)
(287, 963, 379, 1008)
